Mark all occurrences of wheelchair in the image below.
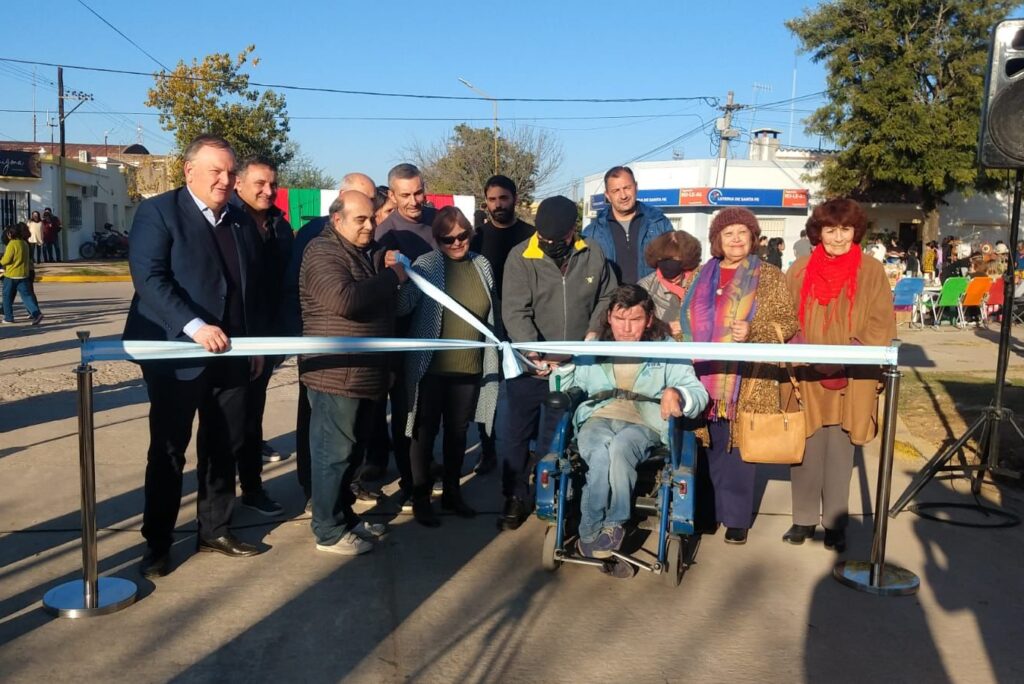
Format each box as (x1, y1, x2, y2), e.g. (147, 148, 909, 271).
(534, 388, 699, 586)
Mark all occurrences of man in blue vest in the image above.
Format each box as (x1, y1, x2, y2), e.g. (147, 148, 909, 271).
(582, 166, 673, 284)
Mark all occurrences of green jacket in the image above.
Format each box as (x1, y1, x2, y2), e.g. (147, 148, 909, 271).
(1, 239, 32, 279)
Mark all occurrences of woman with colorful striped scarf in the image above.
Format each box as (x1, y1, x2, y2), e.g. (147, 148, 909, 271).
(681, 208, 799, 544)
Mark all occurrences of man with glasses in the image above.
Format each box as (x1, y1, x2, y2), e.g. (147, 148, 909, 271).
(499, 195, 617, 530)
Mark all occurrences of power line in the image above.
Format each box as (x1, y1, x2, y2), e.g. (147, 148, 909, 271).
(0, 57, 720, 105)
(74, 0, 170, 71)
(0, 108, 713, 123)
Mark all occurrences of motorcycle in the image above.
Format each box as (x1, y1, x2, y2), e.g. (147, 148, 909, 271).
(79, 223, 129, 259)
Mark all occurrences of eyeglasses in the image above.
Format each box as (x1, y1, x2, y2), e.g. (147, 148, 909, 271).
(439, 232, 471, 245)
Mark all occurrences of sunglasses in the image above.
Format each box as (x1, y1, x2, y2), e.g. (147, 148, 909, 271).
(439, 232, 471, 245)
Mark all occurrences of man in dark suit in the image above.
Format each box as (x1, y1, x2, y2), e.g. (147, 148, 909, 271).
(124, 134, 267, 578)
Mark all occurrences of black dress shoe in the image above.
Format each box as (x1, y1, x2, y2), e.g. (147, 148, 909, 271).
(140, 549, 170, 579)
(412, 499, 441, 528)
(197, 534, 261, 557)
(500, 496, 529, 531)
(824, 528, 847, 553)
(441, 494, 477, 518)
(724, 527, 748, 544)
(782, 524, 816, 545)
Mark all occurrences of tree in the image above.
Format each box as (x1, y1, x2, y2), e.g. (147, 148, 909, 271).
(408, 124, 562, 204)
(146, 45, 292, 179)
(787, 1, 1015, 241)
(277, 142, 336, 189)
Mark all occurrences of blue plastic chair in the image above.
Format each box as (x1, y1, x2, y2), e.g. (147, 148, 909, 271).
(893, 277, 926, 328)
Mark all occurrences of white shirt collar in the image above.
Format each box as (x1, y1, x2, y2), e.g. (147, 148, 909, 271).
(186, 186, 228, 227)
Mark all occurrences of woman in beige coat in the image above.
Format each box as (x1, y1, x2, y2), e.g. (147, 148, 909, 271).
(783, 198, 895, 553)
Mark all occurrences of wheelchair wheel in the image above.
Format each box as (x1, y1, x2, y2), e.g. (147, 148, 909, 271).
(660, 536, 683, 587)
(541, 526, 561, 572)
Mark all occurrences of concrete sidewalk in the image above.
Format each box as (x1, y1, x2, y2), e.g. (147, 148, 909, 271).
(1, 283, 1023, 683)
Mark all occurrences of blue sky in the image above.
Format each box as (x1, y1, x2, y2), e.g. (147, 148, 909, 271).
(1, 0, 830, 195)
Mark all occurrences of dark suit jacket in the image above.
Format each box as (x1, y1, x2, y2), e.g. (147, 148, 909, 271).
(123, 187, 267, 380)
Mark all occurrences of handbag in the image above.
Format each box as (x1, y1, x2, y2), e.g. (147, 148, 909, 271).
(735, 324, 806, 464)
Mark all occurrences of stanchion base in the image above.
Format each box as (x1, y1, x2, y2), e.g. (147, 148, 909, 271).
(833, 560, 920, 596)
(43, 577, 138, 618)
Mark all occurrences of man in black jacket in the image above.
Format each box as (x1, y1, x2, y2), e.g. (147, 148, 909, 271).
(124, 134, 268, 578)
(231, 156, 293, 518)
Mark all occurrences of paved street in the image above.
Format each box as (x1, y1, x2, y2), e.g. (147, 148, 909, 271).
(1, 282, 1023, 683)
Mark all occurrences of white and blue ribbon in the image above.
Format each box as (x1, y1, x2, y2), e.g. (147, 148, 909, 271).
(91, 254, 899, 368)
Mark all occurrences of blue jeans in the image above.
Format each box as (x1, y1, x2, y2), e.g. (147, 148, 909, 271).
(576, 418, 660, 543)
(307, 388, 370, 545)
(2, 277, 41, 322)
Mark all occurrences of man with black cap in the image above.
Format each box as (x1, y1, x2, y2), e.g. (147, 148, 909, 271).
(500, 195, 617, 530)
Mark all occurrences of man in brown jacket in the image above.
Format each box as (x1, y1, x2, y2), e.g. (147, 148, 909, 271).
(299, 190, 407, 555)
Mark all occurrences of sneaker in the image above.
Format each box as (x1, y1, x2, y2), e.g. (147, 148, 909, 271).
(577, 537, 600, 557)
(303, 498, 312, 515)
(349, 520, 388, 540)
(432, 480, 444, 496)
(590, 528, 619, 559)
(241, 490, 284, 517)
(595, 525, 625, 556)
(261, 441, 284, 463)
(31, 313, 43, 326)
(0, 319, 13, 325)
(316, 532, 372, 556)
(724, 527, 748, 545)
(351, 482, 382, 503)
(604, 559, 635, 579)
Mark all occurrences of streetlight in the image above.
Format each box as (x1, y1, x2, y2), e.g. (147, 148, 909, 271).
(458, 77, 498, 175)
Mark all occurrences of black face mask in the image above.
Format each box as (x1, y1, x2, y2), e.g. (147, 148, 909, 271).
(657, 259, 684, 280)
(540, 238, 571, 261)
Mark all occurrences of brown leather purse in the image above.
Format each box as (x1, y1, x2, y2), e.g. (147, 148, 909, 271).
(735, 324, 806, 464)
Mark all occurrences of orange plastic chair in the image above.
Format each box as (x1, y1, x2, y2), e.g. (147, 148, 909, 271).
(959, 276, 994, 327)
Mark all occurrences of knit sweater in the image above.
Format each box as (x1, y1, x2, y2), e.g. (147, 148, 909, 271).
(397, 250, 501, 438)
(1, 239, 32, 279)
(428, 256, 490, 375)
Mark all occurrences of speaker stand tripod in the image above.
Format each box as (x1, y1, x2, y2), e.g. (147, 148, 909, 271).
(890, 168, 1024, 525)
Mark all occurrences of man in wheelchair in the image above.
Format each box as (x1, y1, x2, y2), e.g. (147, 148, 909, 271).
(556, 284, 709, 560)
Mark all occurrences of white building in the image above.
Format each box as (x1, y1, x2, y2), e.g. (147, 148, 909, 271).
(0, 150, 135, 260)
(583, 129, 1016, 268)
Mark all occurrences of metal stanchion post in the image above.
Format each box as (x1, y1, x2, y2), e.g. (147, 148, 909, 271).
(43, 331, 138, 618)
(833, 361, 920, 596)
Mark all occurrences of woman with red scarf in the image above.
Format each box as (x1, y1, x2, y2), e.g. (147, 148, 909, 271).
(783, 198, 895, 553)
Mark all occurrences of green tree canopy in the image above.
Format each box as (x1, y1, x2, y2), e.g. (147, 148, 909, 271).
(787, 0, 1017, 238)
(277, 141, 336, 189)
(408, 124, 562, 205)
(146, 45, 292, 178)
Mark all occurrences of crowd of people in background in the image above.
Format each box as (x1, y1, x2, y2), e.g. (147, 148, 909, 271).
(0, 132, 933, 579)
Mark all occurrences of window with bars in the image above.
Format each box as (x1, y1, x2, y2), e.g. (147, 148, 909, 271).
(67, 195, 83, 230)
(0, 191, 30, 226)
(758, 217, 786, 239)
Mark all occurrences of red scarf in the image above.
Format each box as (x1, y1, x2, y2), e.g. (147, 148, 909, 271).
(799, 243, 861, 327)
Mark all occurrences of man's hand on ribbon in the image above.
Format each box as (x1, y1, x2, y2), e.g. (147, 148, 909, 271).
(193, 324, 230, 353)
(386, 250, 409, 283)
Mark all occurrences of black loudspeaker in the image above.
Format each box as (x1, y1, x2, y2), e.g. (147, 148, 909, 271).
(979, 19, 1024, 168)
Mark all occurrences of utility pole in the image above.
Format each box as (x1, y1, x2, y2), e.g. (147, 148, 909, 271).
(715, 91, 741, 187)
(32, 66, 37, 143)
(55, 66, 93, 255)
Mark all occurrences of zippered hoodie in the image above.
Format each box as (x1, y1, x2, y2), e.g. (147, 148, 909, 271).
(502, 233, 617, 343)
(582, 202, 673, 282)
(557, 347, 710, 443)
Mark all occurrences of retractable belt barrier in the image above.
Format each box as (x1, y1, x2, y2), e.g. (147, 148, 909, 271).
(44, 263, 915, 618)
